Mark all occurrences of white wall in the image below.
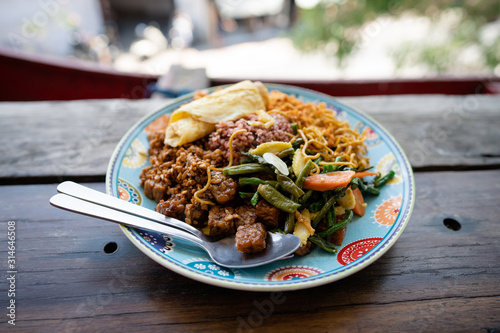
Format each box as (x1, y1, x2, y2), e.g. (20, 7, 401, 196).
(0, 0, 104, 56)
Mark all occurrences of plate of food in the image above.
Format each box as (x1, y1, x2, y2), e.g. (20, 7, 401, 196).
(106, 81, 415, 291)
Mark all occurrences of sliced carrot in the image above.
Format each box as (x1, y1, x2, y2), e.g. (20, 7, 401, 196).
(302, 171, 356, 191)
(352, 187, 365, 216)
(355, 171, 379, 178)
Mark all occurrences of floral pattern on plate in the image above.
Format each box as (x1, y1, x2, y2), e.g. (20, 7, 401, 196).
(145, 114, 169, 135)
(159, 235, 175, 254)
(373, 196, 403, 227)
(376, 153, 402, 185)
(337, 237, 383, 265)
(118, 178, 142, 205)
(184, 258, 237, 279)
(122, 138, 147, 168)
(265, 266, 323, 281)
(357, 122, 381, 146)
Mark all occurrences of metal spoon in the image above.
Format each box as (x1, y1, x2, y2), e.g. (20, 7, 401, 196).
(50, 181, 301, 269)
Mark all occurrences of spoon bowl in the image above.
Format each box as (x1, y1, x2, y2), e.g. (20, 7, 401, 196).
(50, 182, 301, 269)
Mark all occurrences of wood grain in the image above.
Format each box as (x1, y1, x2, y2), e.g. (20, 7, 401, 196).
(1, 170, 499, 332)
(1, 95, 499, 182)
(0, 99, 166, 182)
(340, 94, 500, 170)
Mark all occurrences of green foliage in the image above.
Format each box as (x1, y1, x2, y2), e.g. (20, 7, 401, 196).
(291, 0, 500, 73)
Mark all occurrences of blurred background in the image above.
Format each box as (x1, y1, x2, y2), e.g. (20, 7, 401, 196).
(1, 0, 499, 100)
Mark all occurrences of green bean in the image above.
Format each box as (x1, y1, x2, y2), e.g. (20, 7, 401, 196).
(322, 163, 334, 173)
(331, 157, 344, 171)
(363, 185, 380, 196)
(223, 163, 273, 176)
(291, 123, 298, 135)
(316, 209, 353, 237)
(323, 192, 336, 228)
(331, 205, 337, 225)
(328, 206, 337, 228)
(326, 209, 334, 228)
(268, 227, 285, 234)
(299, 189, 314, 204)
(277, 147, 294, 159)
(309, 200, 324, 213)
(356, 166, 375, 172)
(257, 184, 301, 213)
(349, 177, 360, 190)
(295, 160, 315, 188)
(356, 177, 365, 190)
(320, 157, 344, 174)
(240, 151, 265, 164)
(277, 174, 304, 198)
(350, 177, 380, 195)
(250, 191, 260, 206)
(292, 138, 304, 149)
(308, 234, 337, 253)
(312, 193, 339, 227)
(238, 177, 278, 187)
(313, 155, 323, 165)
(239, 192, 255, 199)
(283, 212, 295, 234)
(374, 170, 396, 188)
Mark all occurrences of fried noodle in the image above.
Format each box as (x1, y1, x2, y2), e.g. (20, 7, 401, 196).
(268, 90, 369, 170)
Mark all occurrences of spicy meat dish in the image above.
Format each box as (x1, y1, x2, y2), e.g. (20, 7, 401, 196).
(140, 81, 394, 256)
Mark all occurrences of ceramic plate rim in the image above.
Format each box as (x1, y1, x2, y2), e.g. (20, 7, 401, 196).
(105, 83, 415, 292)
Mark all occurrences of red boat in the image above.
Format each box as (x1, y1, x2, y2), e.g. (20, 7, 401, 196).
(0, 47, 158, 101)
(0, 47, 498, 101)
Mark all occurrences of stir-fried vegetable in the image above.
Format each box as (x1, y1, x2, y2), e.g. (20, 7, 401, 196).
(250, 141, 292, 156)
(277, 174, 304, 198)
(293, 209, 314, 245)
(277, 147, 295, 159)
(263, 153, 289, 175)
(238, 192, 254, 199)
(302, 171, 356, 191)
(250, 191, 260, 206)
(311, 192, 342, 227)
(257, 184, 301, 213)
(223, 135, 396, 255)
(238, 177, 277, 187)
(240, 151, 265, 164)
(283, 212, 295, 234)
(316, 210, 353, 237)
(291, 150, 307, 177)
(321, 156, 344, 173)
(308, 234, 337, 253)
(355, 171, 379, 178)
(295, 160, 315, 188)
(223, 163, 273, 175)
(374, 170, 396, 187)
(352, 188, 366, 216)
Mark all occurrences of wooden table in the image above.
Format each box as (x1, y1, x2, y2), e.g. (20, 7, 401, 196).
(1, 95, 499, 332)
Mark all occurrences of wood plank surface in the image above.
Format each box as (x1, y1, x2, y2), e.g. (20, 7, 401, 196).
(0, 99, 166, 182)
(1, 94, 499, 182)
(1, 170, 499, 332)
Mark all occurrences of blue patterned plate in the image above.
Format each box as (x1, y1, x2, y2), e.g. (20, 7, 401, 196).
(106, 84, 415, 291)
